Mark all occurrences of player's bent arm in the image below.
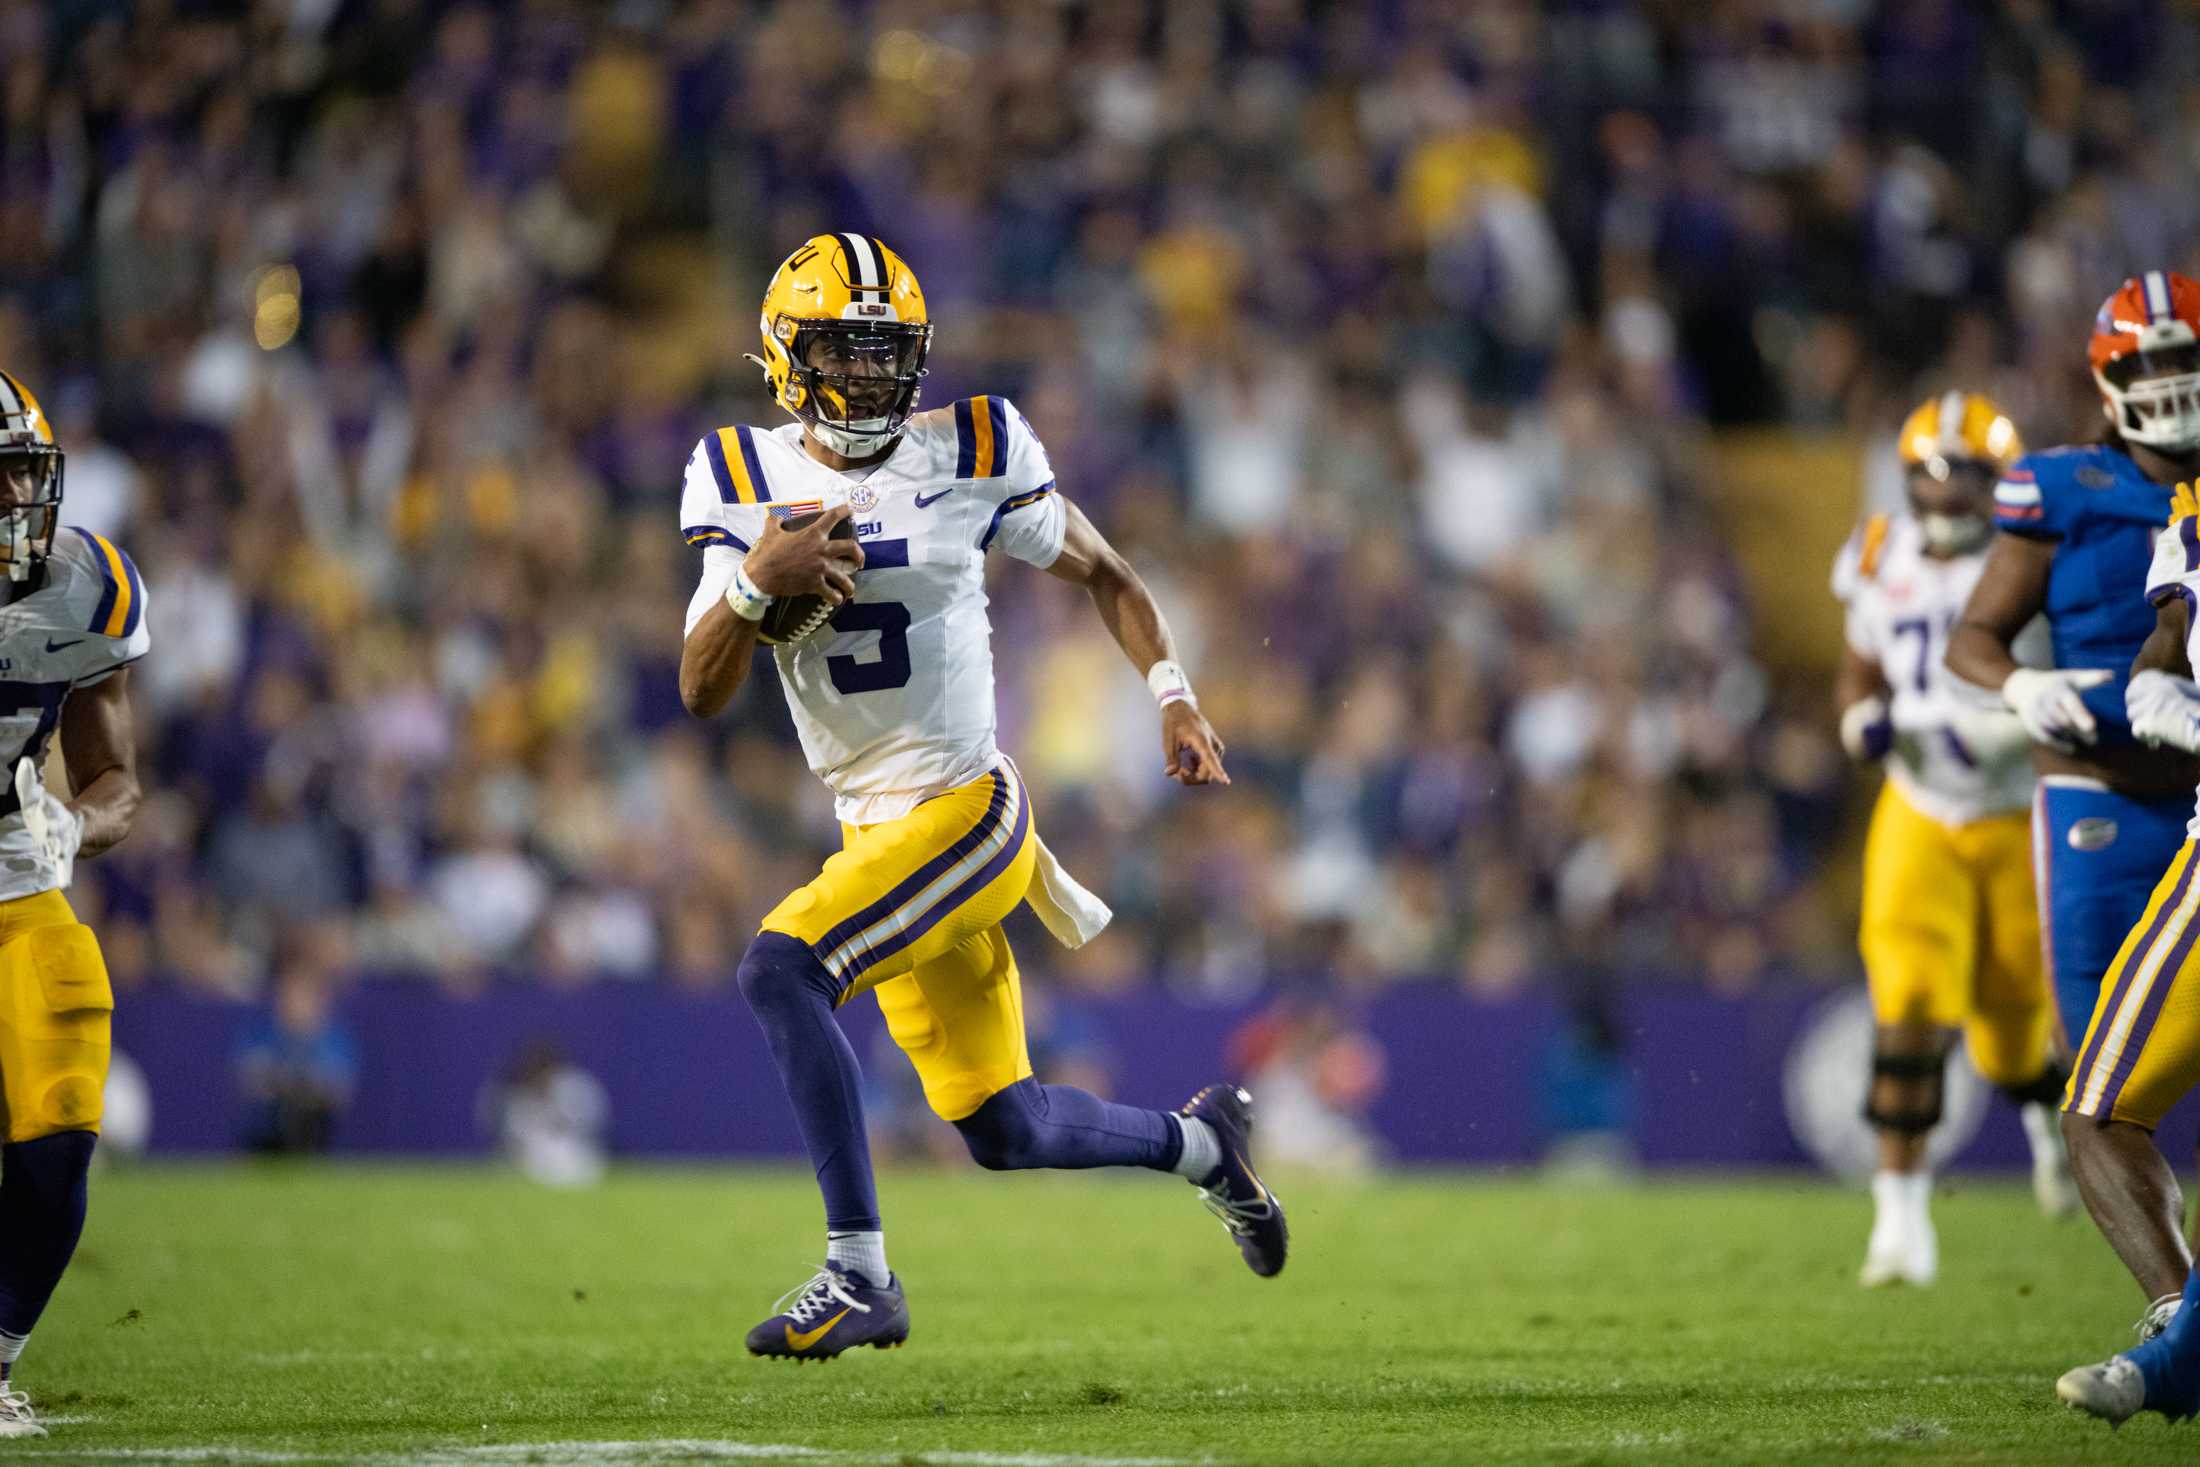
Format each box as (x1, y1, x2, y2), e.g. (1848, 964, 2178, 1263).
(1946, 532, 2054, 693)
(57, 668, 140, 858)
(1044, 499, 1229, 786)
(1834, 645, 1892, 763)
(679, 599, 765, 719)
(679, 508, 864, 720)
(2124, 596, 2200, 753)
(2134, 593, 2194, 679)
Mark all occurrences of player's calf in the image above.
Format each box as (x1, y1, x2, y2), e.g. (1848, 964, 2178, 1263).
(950, 1076, 1178, 1172)
(1860, 1042, 1945, 1287)
(1995, 1057, 2078, 1218)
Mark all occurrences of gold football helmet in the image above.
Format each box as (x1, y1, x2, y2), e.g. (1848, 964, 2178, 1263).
(1897, 391, 2020, 556)
(1896, 390, 2022, 478)
(0, 371, 61, 583)
(752, 233, 931, 456)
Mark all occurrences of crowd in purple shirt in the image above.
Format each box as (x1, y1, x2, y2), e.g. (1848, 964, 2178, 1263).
(4, 0, 2192, 999)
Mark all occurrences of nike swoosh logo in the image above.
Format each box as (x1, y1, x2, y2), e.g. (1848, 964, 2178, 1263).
(913, 487, 956, 508)
(43, 639, 81, 653)
(784, 1308, 851, 1351)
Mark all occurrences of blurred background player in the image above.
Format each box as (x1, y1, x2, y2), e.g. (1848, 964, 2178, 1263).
(677, 236, 1281, 1361)
(1949, 271, 2200, 1335)
(1833, 392, 2073, 1288)
(0, 369, 149, 1437)
(2056, 480, 2200, 1426)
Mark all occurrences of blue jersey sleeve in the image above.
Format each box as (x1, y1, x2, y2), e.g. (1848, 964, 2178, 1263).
(1993, 455, 2060, 538)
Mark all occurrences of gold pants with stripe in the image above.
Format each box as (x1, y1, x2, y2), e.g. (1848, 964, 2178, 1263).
(761, 764, 1039, 1122)
(1859, 782, 2052, 1086)
(2067, 839, 2200, 1127)
(0, 889, 112, 1142)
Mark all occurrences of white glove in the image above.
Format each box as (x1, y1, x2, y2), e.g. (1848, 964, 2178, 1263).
(1945, 702, 2035, 764)
(1838, 695, 1892, 762)
(2001, 667, 2113, 750)
(14, 758, 83, 891)
(2127, 669, 2200, 754)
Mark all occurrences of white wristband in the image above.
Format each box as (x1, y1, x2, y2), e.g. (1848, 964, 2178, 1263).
(724, 561, 771, 622)
(1147, 659, 1195, 709)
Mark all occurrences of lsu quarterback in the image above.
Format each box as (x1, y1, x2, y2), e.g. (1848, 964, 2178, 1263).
(0, 370, 148, 1436)
(678, 234, 1285, 1360)
(1950, 271, 2200, 1339)
(2055, 475, 2200, 1427)
(1833, 392, 2074, 1289)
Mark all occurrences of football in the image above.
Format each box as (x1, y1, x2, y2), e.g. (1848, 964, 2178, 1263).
(755, 510, 855, 645)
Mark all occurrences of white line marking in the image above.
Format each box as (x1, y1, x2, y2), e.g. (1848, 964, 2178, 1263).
(19, 1442, 1206, 1467)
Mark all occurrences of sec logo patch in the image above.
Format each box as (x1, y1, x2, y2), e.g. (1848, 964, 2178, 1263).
(2068, 817, 2119, 852)
(849, 483, 879, 513)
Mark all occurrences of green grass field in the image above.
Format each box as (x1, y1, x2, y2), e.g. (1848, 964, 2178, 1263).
(14, 1162, 2198, 1464)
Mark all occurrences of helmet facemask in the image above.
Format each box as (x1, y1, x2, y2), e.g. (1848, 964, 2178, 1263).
(1906, 457, 1994, 556)
(2099, 334, 2200, 454)
(0, 445, 60, 584)
(783, 319, 931, 457)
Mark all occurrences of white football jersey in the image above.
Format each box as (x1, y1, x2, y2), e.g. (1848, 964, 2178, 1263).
(2143, 522, 2200, 838)
(681, 397, 1066, 825)
(0, 527, 151, 899)
(1832, 512, 2042, 826)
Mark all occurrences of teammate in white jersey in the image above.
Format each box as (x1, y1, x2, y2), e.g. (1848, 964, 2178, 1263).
(678, 235, 1285, 1361)
(0, 370, 148, 1437)
(1832, 392, 2073, 1289)
(2060, 478, 2200, 1424)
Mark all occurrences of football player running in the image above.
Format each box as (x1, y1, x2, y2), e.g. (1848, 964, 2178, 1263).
(0, 370, 149, 1436)
(2057, 479, 2200, 1426)
(678, 235, 1284, 1362)
(1834, 393, 2074, 1289)
(1949, 272, 2200, 1339)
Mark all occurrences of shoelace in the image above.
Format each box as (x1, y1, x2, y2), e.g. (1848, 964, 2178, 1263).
(773, 1269, 872, 1326)
(0, 1387, 32, 1418)
(2138, 1294, 2183, 1343)
(1195, 1178, 1274, 1237)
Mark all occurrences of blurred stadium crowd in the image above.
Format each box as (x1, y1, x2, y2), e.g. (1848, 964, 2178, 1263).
(5, 0, 2195, 1000)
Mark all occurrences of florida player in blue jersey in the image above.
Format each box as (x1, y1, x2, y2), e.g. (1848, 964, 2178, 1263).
(1949, 270, 2200, 1337)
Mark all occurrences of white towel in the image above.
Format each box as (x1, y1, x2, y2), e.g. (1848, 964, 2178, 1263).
(1024, 834, 1112, 949)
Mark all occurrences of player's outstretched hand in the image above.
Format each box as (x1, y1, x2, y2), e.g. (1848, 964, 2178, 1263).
(1163, 702, 1230, 787)
(2001, 666, 2112, 750)
(745, 503, 865, 606)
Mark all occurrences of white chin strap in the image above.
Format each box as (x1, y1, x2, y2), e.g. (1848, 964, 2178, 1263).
(2101, 368, 2200, 453)
(810, 416, 897, 457)
(2, 511, 31, 583)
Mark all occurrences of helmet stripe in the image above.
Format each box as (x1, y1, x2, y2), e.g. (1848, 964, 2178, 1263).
(2146, 270, 2171, 322)
(1937, 390, 1965, 451)
(0, 372, 21, 418)
(839, 232, 880, 289)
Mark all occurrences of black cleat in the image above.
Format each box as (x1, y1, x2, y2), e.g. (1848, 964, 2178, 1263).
(1180, 1083, 1288, 1277)
(744, 1261, 910, 1361)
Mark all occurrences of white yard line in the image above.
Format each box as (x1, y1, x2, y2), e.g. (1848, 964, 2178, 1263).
(11, 1441, 1208, 1467)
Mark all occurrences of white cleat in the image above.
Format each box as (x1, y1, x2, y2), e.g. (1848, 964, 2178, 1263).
(1859, 1213, 1938, 1287)
(2033, 1152, 2080, 1219)
(2025, 1107, 2080, 1219)
(2138, 1292, 2183, 1343)
(0, 1386, 45, 1437)
(2058, 1355, 2146, 1425)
